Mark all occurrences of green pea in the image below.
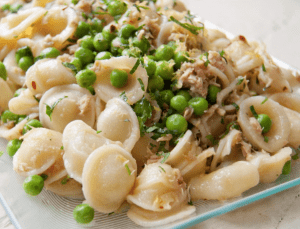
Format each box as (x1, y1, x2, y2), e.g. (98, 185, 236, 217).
(18, 56, 33, 71)
(39, 47, 60, 59)
(102, 26, 118, 42)
(1, 110, 19, 123)
(166, 114, 187, 134)
(95, 51, 112, 60)
(257, 114, 272, 134)
(23, 175, 44, 196)
(176, 90, 191, 102)
(119, 24, 136, 39)
(155, 44, 174, 61)
(0, 61, 7, 81)
(6, 139, 22, 157)
(167, 41, 178, 51)
(131, 37, 150, 54)
(107, 0, 128, 16)
(71, 0, 79, 4)
(155, 61, 174, 80)
(111, 37, 129, 55)
(90, 18, 104, 33)
(93, 33, 109, 52)
(147, 55, 156, 61)
(75, 21, 90, 38)
(74, 47, 95, 65)
(160, 90, 174, 105)
(170, 95, 188, 113)
(15, 46, 33, 64)
(148, 75, 164, 91)
(145, 58, 156, 77)
(85, 63, 94, 69)
(79, 35, 94, 50)
(70, 57, 83, 71)
(73, 204, 94, 224)
(188, 97, 208, 116)
(22, 119, 43, 134)
(13, 88, 26, 97)
(174, 51, 189, 69)
(122, 47, 142, 58)
(110, 69, 128, 88)
(76, 69, 97, 88)
(207, 85, 221, 104)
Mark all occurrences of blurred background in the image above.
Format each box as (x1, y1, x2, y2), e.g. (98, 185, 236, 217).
(185, 0, 300, 69)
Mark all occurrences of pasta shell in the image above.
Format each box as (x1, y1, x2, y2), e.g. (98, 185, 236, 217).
(63, 120, 115, 184)
(93, 56, 148, 105)
(82, 144, 137, 213)
(127, 163, 187, 212)
(0, 7, 46, 40)
(13, 128, 63, 177)
(0, 78, 13, 113)
(8, 88, 39, 115)
(39, 84, 96, 133)
(189, 161, 259, 201)
(248, 147, 292, 183)
(3, 50, 25, 86)
(166, 130, 215, 181)
(45, 176, 84, 199)
(25, 58, 76, 95)
(97, 97, 140, 152)
(237, 96, 290, 153)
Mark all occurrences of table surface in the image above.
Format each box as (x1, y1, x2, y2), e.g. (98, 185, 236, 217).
(1, 0, 300, 228)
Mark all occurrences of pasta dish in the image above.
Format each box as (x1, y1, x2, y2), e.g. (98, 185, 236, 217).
(0, 0, 299, 227)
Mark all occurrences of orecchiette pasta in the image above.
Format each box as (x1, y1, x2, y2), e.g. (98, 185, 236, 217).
(97, 97, 140, 152)
(25, 58, 76, 95)
(39, 84, 96, 133)
(82, 144, 137, 213)
(13, 128, 63, 177)
(0, 78, 13, 112)
(63, 120, 116, 183)
(189, 161, 260, 201)
(93, 56, 148, 105)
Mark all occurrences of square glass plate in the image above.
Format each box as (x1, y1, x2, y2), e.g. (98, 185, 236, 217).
(1, 20, 300, 229)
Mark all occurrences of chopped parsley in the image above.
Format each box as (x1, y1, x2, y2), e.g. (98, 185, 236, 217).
(61, 175, 70, 185)
(130, 59, 140, 74)
(232, 103, 239, 111)
(60, 146, 64, 150)
(133, 4, 149, 12)
(125, 164, 131, 175)
(219, 50, 227, 63)
(160, 152, 170, 164)
(221, 116, 225, 124)
(261, 97, 268, 104)
(184, 10, 195, 24)
(159, 166, 166, 173)
(137, 78, 145, 91)
(188, 200, 193, 205)
(44, 11, 48, 16)
(236, 77, 244, 86)
(62, 62, 77, 73)
(264, 136, 269, 143)
(146, 126, 159, 133)
(96, 130, 102, 134)
(108, 212, 114, 216)
(262, 64, 266, 72)
(249, 105, 258, 119)
(40, 174, 48, 181)
(206, 134, 219, 145)
(119, 91, 128, 102)
(44, 96, 68, 121)
(170, 16, 203, 35)
(220, 121, 240, 139)
(282, 160, 291, 175)
(200, 52, 210, 67)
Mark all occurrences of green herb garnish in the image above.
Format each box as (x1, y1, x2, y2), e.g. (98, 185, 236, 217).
(232, 103, 239, 111)
(125, 164, 131, 175)
(261, 97, 268, 104)
(137, 78, 145, 91)
(160, 152, 170, 163)
(62, 62, 77, 73)
(206, 134, 219, 145)
(236, 77, 244, 86)
(159, 166, 166, 173)
(44, 96, 68, 121)
(282, 160, 291, 175)
(170, 16, 203, 35)
(262, 64, 266, 72)
(264, 136, 269, 143)
(119, 91, 128, 102)
(250, 105, 258, 119)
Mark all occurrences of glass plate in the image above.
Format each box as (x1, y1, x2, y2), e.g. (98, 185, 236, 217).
(1, 20, 300, 229)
